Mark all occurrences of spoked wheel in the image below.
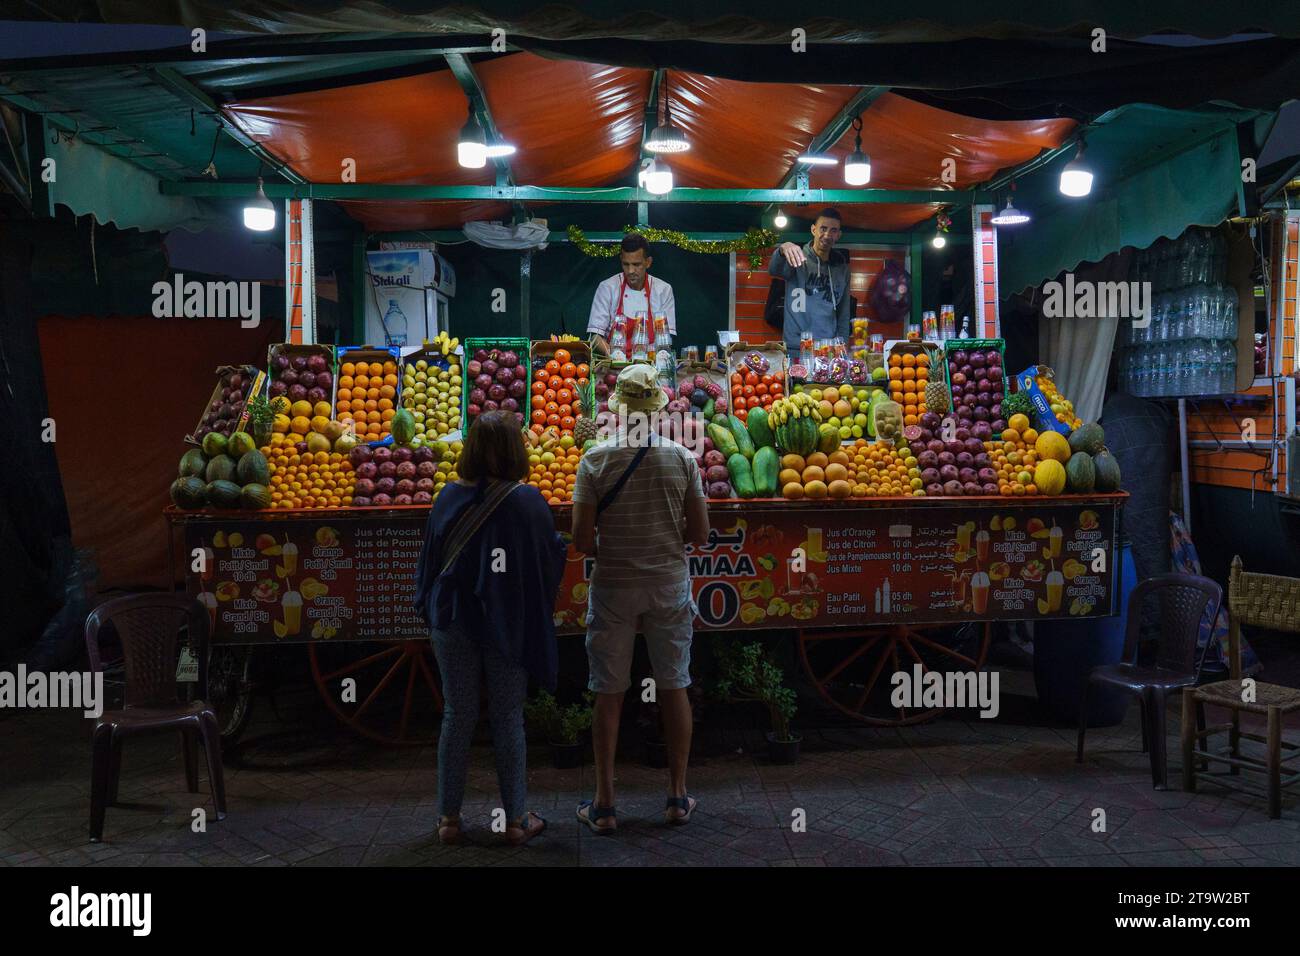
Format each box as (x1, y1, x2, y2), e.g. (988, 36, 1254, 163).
(308, 640, 443, 745)
(207, 645, 255, 744)
(798, 622, 992, 726)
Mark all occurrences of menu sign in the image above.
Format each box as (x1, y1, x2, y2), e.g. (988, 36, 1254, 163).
(549, 498, 1119, 634)
(177, 496, 1120, 644)
(182, 517, 431, 645)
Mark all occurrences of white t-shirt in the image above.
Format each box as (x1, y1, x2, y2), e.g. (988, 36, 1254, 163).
(587, 274, 677, 337)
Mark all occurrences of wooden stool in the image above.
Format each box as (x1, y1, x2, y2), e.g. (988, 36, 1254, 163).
(1182, 556, 1300, 817)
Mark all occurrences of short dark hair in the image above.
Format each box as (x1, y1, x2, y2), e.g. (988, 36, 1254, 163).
(620, 233, 650, 257)
(814, 208, 842, 224)
(459, 410, 529, 483)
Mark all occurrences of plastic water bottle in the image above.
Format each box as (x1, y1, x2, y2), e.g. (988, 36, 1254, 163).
(1222, 286, 1238, 341)
(381, 299, 408, 348)
(1221, 341, 1238, 393)
(1209, 231, 1227, 283)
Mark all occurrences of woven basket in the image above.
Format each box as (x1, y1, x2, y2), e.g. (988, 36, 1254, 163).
(1230, 555, 1300, 634)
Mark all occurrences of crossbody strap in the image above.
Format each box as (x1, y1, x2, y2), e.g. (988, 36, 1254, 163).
(597, 444, 651, 515)
(439, 481, 520, 576)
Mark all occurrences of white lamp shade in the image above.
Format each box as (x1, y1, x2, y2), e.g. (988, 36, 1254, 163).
(844, 152, 871, 186)
(797, 151, 837, 166)
(243, 183, 276, 232)
(1059, 165, 1094, 197)
(458, 141, 487, 168)
(645, 122, 690, 154)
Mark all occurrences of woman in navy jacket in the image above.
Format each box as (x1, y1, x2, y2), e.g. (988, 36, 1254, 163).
(413, 411, 568, 845)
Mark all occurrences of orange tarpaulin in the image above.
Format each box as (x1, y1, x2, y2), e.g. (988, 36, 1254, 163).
(221, 52, 1075, 233)
(39, 315, 276, 591)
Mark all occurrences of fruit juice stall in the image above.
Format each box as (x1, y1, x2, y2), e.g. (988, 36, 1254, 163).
(167, 325, 1126, 741)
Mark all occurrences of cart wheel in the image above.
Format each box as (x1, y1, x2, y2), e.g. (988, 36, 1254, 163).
(797, 622, 992, 726)
(207, 645, 254, 744)
(308, 640, 443, 746)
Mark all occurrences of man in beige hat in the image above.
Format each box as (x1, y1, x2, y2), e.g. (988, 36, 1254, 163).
(571, 364, 710, 833)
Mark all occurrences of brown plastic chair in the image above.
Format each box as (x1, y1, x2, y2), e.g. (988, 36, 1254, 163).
(86, 593, 226, 842)
(1076, 573, 1222, 789)
(1183, 556, 1300, 817)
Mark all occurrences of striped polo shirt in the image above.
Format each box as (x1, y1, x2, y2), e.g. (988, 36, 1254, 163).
(573, 433, 705, 589)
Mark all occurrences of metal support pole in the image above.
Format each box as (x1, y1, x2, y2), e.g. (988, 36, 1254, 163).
(520, 250, 532, 338)
(301, 198, 316, 345)
(352, 232, 367, 345)
(23, 111, 52, 218)
(1178, 398, 1192, 536)
(909, 230, 924, 330)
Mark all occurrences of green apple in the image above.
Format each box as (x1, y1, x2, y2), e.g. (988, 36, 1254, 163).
(839, 425, 852, 439)
(850, 425, 864, 438)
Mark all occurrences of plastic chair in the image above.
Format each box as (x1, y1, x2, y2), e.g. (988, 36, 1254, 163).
(86, 593, 226, 842)
(1184, 557, 1300, 817)
(1076, 573, 1222, 789)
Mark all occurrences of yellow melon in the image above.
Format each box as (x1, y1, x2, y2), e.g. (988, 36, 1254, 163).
(781, 454, 807, 473)
(778, 468, 802, 487)
(825, 463, 849, 483)
(803, 480, 828, 499)
(827, 479, 852, 499)
(782, 482, 805, 500)
(805, 452, 829, 469)
(802, 465, 826, 484)
(1035, 430, 1071, 463)
(1034, 458, 1067, 496)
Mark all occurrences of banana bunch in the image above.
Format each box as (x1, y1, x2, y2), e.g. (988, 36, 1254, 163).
(423, 330, 461, 357)
(769, 392, 822, 426)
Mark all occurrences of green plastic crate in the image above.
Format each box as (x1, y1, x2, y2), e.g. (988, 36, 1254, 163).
(463, 337, 530, 432)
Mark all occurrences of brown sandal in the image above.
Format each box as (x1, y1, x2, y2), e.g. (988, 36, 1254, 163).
(506, 811, 547, 846)
(438, 816, 464, 845)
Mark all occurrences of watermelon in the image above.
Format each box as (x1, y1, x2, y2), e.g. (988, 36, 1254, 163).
(179, 448, 208, 478)
(206, 480, 243, 509)
(170, 476, 207, 509)
(236, 450, 270, 486)
(779, 417, 818, 457)
(1065, 452, 1096, 493)
(205, 454, 238, 483)
(240, 483, 272, 510)
(227, 431, 256, 459)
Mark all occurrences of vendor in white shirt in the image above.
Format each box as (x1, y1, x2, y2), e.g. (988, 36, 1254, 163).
(587, 233, 676, 355)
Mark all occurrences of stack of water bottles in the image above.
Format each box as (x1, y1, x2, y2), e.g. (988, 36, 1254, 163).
(1118, 228, 1239, 397)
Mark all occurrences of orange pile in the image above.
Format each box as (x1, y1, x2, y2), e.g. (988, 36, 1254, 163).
(729, 367, 784, 423)
(336, 358, 400, 442)
(887, 351, 931, 426)
(849, 439, 924, 497)
(263, 436, 355, 509)
(530, 348, 590, 438)
(526, 444, 583, 504)
(983, 413, 1042, 496)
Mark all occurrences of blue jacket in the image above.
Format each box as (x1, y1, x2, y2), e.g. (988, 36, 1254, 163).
(413, 481, 568, 689)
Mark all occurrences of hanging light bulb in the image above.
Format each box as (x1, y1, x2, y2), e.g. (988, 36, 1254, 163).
(843, 116, 871, 186)
(242, 177, 276, 232)
(931, 231, 946, 249)
(639, 158, 673, 195)
(644, 75, 690, 153)
(774, 209, 788, 229)
(457, 110, 487, 168)
(1058, 138, 1094, 197)
(991, 190, 1030, 226)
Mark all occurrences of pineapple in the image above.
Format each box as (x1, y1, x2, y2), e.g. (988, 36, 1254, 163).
(574, 417, 598, 444)
(924, 380, 951, 414)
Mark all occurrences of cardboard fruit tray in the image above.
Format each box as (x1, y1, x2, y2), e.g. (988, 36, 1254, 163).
(186, 364, 263, 447)
(531, 340, 594, 421)
(335, 345, 402, 444)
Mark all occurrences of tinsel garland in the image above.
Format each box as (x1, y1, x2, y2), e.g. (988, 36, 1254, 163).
(567, 225, 779, 272)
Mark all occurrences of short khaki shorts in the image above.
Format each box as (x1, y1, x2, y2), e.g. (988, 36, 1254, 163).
(585, 578, 697, 694)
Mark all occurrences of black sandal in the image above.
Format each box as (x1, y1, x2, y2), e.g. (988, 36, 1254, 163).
(577, 799, 618, 834)
(665, 795, 697, 825)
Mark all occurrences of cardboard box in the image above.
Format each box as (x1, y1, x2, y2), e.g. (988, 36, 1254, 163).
(335, 346, 402, 443)
(723, 341, 789, 412)
(186, 364, 261, 447)
(1012, 365, 1072, 435)
(531, 339, 593, 420)
(400, 345, 462, 443)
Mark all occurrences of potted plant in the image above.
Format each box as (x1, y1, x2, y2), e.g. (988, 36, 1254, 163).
(715, 641, 801, 763)
(524, 690, 593, 769)
(248, 391, 275, 450)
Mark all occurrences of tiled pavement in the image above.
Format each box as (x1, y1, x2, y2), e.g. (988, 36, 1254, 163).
(3, 668, 1298, 867)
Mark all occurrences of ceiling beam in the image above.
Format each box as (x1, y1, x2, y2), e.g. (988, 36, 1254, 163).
(145, 65, 307, 184)
(161, 181, 991, 204)
(764, 85, 891, 222)
(443, 52, 526, 224)
(329, 229, 910, 244)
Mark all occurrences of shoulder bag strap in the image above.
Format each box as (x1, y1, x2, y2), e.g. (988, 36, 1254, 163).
(439, 481, 520, 576)
(597, 444, 651, 515)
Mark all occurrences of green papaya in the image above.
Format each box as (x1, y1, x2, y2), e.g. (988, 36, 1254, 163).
(702, 398, 715, 419)
(1065, 452, 1096, 493)
(752, 445, 779, 496)
(727, 453, 756, 498)
(391, 407, 416, 445)
(708, 422, 739, 458)
(746, 406, 775, 450)
(1093, 450, 1122, 492)
(728, 415, 756, 459)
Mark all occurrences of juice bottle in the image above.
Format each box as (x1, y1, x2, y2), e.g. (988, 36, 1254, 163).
(1048, 525, 1063, 559)
(282, 541, 299, 576)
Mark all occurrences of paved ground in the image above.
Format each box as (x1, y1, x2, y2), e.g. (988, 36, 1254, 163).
(3, 663, 1299, 867)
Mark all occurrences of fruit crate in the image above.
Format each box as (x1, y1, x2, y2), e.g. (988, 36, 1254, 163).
(336, 346, 403, 445)
(400, 345, 462, 444)
(674, 361, 729, 417)
(941, 338, 1007, 425)
(1011, 364, 1074, 435)
(723, 341, 788, 421)
(881, 339, 941, 425)
(267, 344, 337, 416)
(186, 364, 263, 447)
(531, 339, 594, 421)
(463, 337, 530, 433)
